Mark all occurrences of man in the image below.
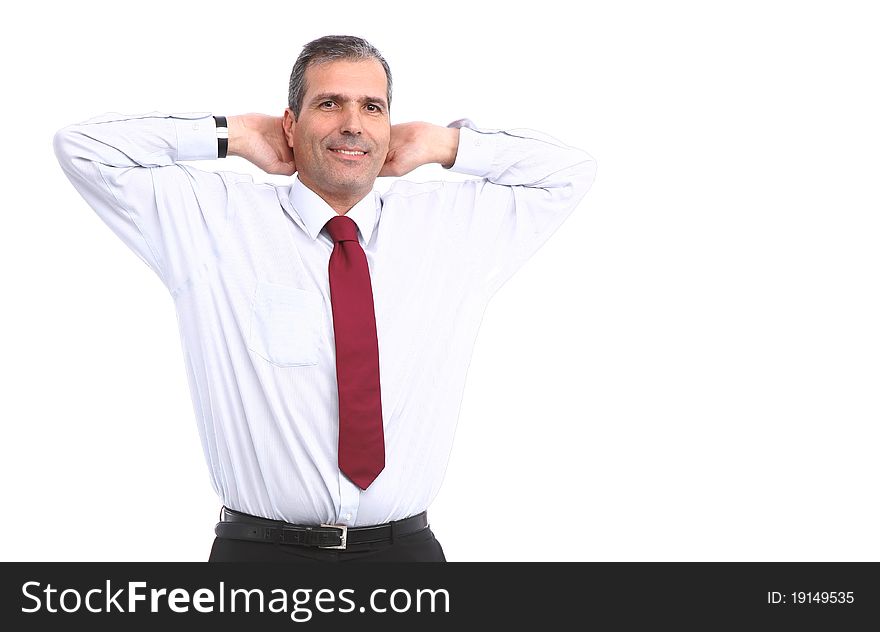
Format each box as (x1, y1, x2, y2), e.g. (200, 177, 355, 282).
(53, 35, 597, 562)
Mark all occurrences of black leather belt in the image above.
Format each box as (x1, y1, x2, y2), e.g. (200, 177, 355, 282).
(214, 506, 429, 550)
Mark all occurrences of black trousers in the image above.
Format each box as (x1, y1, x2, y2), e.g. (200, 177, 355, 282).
(208, 526, 447, 562)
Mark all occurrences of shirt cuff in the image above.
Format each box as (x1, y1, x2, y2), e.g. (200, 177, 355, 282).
(447, 123, 497, 177)
(172, 112, 220, 161)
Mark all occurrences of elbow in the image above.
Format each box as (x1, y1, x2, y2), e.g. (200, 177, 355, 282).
(52, 125, 77, 167)
(576, 153, 598, 197)
(53, 125, 95, 179)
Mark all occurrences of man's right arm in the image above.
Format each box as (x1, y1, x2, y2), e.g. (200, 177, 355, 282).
(53, 111, 236, 294)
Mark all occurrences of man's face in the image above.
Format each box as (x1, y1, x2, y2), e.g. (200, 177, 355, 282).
(285, 59, 390, 206)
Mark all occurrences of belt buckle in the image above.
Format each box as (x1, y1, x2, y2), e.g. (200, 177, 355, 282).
(319, 524, 348, 550)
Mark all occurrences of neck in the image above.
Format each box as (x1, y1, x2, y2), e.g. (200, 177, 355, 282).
(298, 175, 371, 215)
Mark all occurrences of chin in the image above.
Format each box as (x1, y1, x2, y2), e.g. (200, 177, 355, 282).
(330, 170, 378, 190)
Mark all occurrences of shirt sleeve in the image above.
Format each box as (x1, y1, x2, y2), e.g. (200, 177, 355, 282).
(444, 120, 597, 297)
(52, 111, 234, 295)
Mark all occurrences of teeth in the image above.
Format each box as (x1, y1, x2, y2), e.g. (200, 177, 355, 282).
(332, 149, 365, 155)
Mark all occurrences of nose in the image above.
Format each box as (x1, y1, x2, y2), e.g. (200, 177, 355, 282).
(340, 104, 363, 136)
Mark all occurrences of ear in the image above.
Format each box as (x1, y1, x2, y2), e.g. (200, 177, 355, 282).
(282, 108, 296, 148)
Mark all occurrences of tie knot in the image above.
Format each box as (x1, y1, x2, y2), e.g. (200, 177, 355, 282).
(324, 215, 359, 244)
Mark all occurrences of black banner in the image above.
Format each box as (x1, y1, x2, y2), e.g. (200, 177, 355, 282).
(2, 562, 877, 629)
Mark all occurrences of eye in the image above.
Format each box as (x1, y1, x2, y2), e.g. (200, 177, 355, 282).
(320, 100, 335, 109)
(365, 103, 382, 113)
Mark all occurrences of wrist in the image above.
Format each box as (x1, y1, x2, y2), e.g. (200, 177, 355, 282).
(225, 115, 247, 158)
(438, 126, 460, 169)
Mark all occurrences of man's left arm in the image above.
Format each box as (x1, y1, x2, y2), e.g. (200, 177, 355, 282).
(381, 120, 597, 297)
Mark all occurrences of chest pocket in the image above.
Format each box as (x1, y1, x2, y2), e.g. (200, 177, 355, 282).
(247, 281, 322, 367)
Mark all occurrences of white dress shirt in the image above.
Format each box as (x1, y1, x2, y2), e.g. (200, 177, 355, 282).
(53, 111, 596, 528)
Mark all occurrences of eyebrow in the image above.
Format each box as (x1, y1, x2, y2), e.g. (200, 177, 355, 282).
(310, 92, 388, 110)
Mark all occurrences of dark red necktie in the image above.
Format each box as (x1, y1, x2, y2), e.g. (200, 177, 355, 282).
(324, 215, 385, 490)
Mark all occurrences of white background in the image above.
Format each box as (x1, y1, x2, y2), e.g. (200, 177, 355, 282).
(2, 0, 878, 562)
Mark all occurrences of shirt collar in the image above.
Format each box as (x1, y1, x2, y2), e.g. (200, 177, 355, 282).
(285, 175, 380, 246)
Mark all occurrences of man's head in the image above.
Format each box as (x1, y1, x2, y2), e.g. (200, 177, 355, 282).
(283, 35, 392, 212)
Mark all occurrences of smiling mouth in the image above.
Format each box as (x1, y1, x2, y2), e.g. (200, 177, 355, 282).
(329, 148, 368, 156)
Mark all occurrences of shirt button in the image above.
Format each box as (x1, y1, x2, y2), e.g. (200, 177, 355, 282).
(192, 123, 199, 130)
(345, 513, 352, 521)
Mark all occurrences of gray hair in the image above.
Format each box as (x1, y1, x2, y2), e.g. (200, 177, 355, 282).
(288, 35, 392, 120)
